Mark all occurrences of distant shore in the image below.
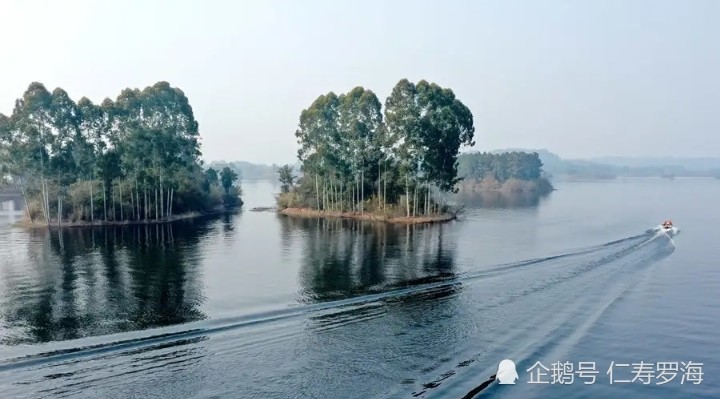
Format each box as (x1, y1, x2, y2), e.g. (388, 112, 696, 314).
(278, 207, 457, 225)
(456, 177, 554, 194)
(11, 208, 238, 229)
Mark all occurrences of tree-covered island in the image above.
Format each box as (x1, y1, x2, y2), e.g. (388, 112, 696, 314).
(275, 79, 476, 224)
(456, 151, 553, 194)
(0, 82, 242, 228)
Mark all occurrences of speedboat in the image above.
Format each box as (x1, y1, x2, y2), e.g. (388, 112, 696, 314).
(658, 220, 679, 236)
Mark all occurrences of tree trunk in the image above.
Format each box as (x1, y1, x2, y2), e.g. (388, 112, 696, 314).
(405, 176, 410, 218)
(57, 195, 61, 226)
(377, 161, 381, 210)
(90, 180, 94, 222)
(415, 184, 418, 217)
(144, 181, 148, 221)
(103, 181, 107, 222)
(155, 186, 159, 221)
(19, 179, 32, 223)
(383, 160, 387, 213)
(160, 176, 164, 219)
(135, 178, 140, 221)
(40, 178, 46, 223)
(112, 185, 116, 221)
(119, 184, 124, 221)
(361, 168, 364, 215)
(335, 179, 339, 211)
(425, 187, 429, 215)
(315, 174, 320, 210)
(39, 178, 48, 223)
(130, 189, 134, 222)
(339, 180, 344, 212)
(322, 179, 326, 211)
(169, 188, 174, 217)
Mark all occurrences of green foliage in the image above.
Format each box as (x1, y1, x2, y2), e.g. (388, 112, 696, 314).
(206, 161, 283, 181)
(220, 167, 238, 195)
(285, 79, 476, 217)
(276, 191, 306, 210)
(277, 164, 296, 193)
(205, 167, 219, 186)
(2, 81, 240, 224)
(457, 151, 545, 182)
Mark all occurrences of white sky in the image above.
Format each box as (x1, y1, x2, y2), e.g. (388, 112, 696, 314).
(1, 0, 718, 164)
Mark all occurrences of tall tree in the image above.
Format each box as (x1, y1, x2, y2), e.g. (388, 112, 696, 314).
(415, 80, 475, 192)
(295, 92, 340, 210)
(205, 167, 219, 186)
(1, 81, 240, 226)
(384, 79, 422, 216)
(220, 166, 238, 195)
(277, 164, 296, 193)
(338, 87, 383, 213)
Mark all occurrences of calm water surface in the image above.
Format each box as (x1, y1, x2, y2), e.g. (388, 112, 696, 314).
(0, 179, 718, 398)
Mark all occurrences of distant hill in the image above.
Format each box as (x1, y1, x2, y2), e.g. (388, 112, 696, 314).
(487, 149, 616, 179)
(208, 152, 720, 183)
(206, 160, 302, 181)
(207, 161, 279, 181)
(487, 149, 720, 179)
(590, 156, 720, 172)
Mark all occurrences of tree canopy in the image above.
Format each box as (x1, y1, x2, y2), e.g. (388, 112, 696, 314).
(457, 151, 545, 182)
(0, 81, 242, 225)
(280, 79, 476, 217)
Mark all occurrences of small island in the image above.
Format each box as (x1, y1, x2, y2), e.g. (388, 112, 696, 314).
(0, 81, 242, 228)
(275, 79, 475, 224)
(456, 151, 554, 194)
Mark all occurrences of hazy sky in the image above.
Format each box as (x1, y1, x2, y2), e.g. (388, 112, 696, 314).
(1, 0, 718, 164)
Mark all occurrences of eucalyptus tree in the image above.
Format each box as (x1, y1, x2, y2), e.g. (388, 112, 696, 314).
(0, 114, 12, 189)
(2, 80, 234, 225)
(384, 79, 422, 216)
(277, 164, 296, 193)
(415, 80, 475, 194)
(8, 83, 57, 224)
(139, 82, 201, 219)
(220, 167, 238, 195)
(337, 87, 383, 214)
(295, 92, 340, 210)
(205, 167, 219, 187)
(457, 152, 544, 182)
(0, 112, 33, 220)
(382, 79, 475, 216)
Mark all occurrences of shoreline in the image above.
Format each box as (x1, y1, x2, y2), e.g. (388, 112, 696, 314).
(278, 207, 457, 225)
(11, 208, 238, 229)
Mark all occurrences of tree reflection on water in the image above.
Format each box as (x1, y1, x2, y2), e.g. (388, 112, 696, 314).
(0, 219, 221, 346)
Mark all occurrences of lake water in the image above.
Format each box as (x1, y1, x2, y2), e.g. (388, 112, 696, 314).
(0, 178, 718, 398)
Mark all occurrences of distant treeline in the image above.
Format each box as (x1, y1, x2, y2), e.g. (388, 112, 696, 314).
(0, 81, 241, 226)
(456, 151, 552, 193)
(498, 149, 720, 179)
(207, 161, 282, 181)
(458, 151, 544, 181)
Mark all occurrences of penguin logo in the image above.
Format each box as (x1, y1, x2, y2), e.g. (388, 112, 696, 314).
(496, 359, 519, 384)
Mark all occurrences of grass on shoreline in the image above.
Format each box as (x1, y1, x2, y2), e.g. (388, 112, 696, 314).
(278, 207, 457, 225)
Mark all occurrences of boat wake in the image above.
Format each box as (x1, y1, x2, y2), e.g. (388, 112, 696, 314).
(0, 227, 678, 399)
